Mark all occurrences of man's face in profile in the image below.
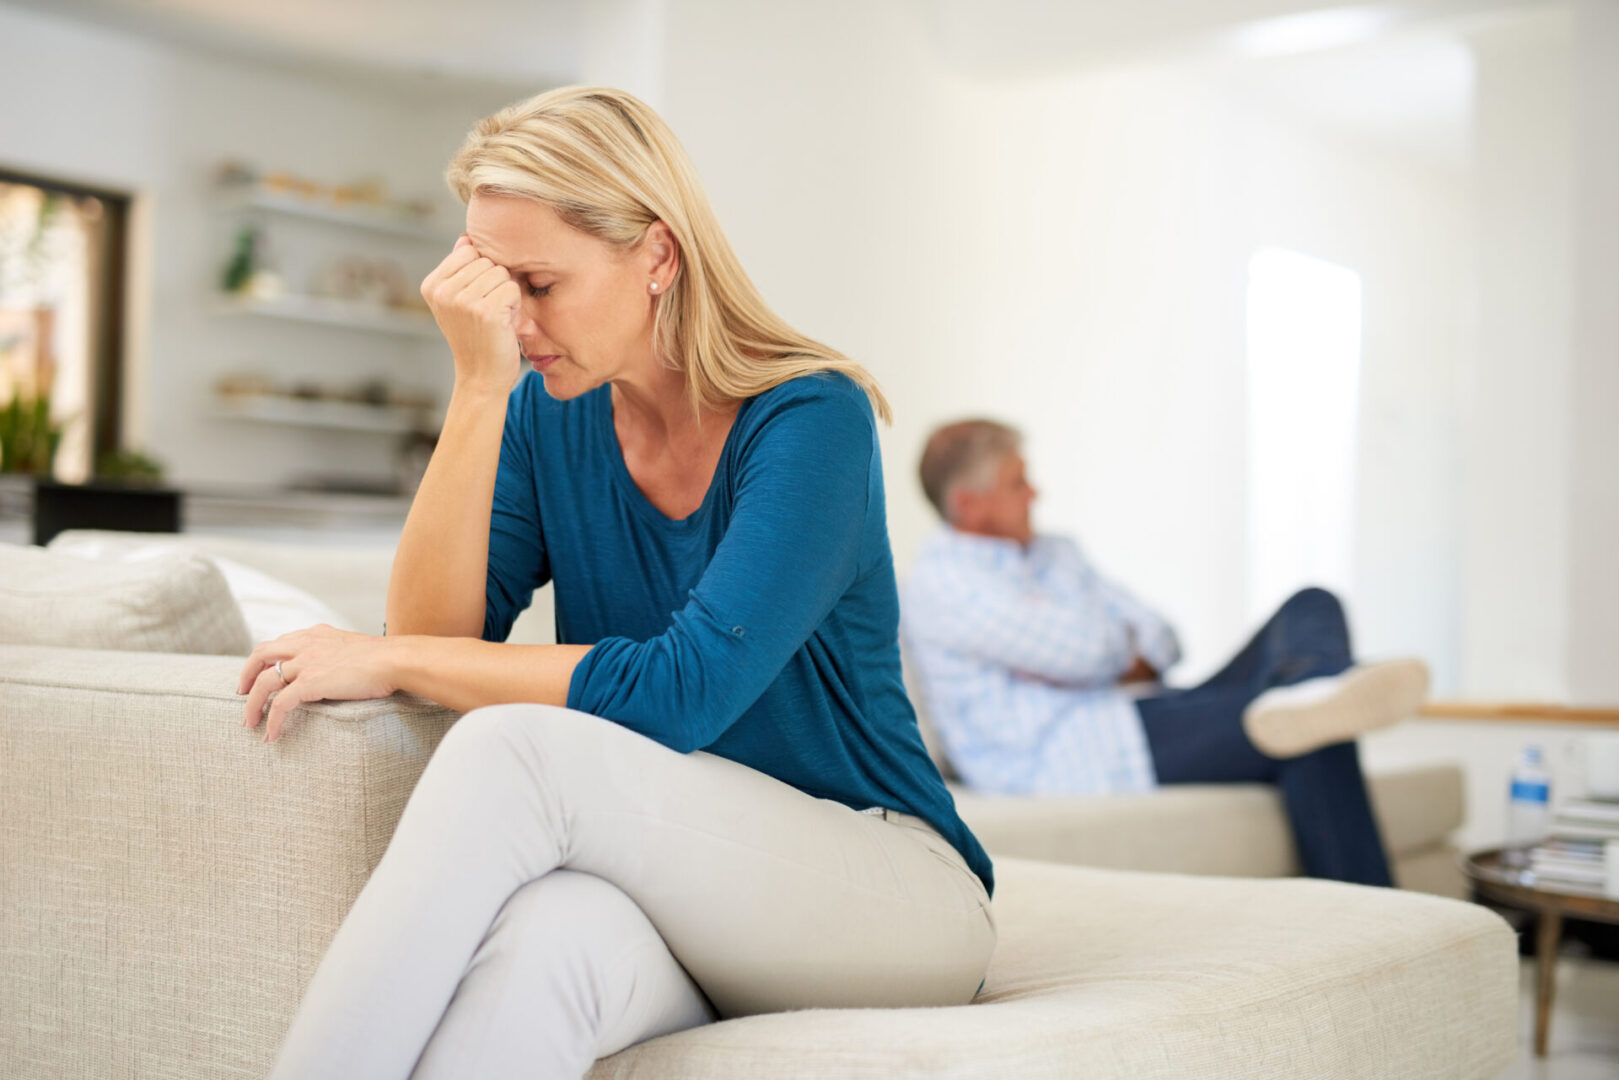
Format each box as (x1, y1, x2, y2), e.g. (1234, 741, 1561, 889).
(955, 453, 1037, 546)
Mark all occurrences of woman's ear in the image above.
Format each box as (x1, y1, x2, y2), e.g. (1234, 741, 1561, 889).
(644, 221, 680, 286)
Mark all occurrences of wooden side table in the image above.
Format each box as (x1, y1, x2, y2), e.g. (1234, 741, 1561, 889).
(1464, 847, 1619, 1057)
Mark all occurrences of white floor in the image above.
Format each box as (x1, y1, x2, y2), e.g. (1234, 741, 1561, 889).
(1495, 953, 1619, 1079)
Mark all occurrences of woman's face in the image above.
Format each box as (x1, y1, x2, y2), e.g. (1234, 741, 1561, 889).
(464, 193, 668, 399)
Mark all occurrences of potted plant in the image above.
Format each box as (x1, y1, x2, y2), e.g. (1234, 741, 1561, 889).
(0, 388, 63, 474)
(0, 188, 66, 477)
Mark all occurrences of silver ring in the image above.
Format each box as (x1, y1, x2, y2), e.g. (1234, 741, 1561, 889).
(274, 659, 287, 683)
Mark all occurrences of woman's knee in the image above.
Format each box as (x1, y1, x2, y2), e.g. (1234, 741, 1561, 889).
(485, 872, 710, 1043)
(437, 702, 600, 766)
(484, 870, 655, 962)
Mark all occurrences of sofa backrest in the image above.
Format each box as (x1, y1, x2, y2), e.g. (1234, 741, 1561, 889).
(49, 530, 557, 645)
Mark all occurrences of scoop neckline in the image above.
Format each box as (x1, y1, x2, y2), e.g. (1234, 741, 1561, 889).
(593, 387, 751, 531)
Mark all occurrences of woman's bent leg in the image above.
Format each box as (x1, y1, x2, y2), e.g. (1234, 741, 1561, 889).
(410, 871, 714, 1080)
(270, 704, 994, 1080)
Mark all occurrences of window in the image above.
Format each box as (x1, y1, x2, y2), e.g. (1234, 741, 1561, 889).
(1245, 247, 1363, 622)
(0, 171, 130, 481)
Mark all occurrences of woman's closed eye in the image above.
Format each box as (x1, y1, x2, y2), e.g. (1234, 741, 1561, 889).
(528, 282, 552, 298)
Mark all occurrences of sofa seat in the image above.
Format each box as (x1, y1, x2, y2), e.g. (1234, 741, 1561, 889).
(3, 642, 1511, 1079)
(588, 857, 1516, 1079)
(952, 762, 1468, 897)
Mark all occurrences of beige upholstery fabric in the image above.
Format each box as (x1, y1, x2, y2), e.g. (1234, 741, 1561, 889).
(952, 764, 1466, 895)
(0, 644, 458, 1080)
(49, 529, 557, 644)
(2, 643, 1510, 1080)
(0, 540, 250, 656)
(49, 529, 400, 636)
(588, 857, 1516, 1080)
(1365, 760, 1466, 853)
(1393, 843, 1468, 900)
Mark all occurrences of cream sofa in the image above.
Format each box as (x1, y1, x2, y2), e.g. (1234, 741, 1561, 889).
(0, 532, 1514, 1078)
(100, 528, 1466, 896)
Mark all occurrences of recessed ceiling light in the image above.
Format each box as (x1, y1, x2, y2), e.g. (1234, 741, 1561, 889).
(1219, 6, 1399, 58)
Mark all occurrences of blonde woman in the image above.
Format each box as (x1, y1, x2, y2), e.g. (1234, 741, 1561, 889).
(238, 86, 995, 1079)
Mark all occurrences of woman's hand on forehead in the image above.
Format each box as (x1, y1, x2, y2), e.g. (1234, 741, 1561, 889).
(458, 232, 529, 279)
(420, 233, 526, 395)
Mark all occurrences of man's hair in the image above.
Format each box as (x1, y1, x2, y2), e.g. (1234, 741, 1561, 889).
(918, 419, 1023, 521)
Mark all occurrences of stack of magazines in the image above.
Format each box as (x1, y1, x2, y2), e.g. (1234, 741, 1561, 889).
(1527, 799, 1619, 894)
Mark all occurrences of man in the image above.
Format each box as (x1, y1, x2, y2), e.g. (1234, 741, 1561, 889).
(901, 419, 1429, 887)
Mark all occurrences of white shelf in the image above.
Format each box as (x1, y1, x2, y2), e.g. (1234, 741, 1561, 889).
(217, 395, 436, 435)
(217, 293, 442, 338)
(220, 187, 446, 240)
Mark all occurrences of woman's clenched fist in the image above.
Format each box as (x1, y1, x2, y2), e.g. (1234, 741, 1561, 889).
(420, 235, 524, 395)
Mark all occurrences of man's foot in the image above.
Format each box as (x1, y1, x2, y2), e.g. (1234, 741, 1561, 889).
(1241, 658, 1431, 759)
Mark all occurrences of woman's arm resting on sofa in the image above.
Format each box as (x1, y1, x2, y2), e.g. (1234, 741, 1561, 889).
(238, 627, 590, 741)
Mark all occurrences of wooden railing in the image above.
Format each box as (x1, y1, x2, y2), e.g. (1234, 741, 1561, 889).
(1418, 702, 1619, 726)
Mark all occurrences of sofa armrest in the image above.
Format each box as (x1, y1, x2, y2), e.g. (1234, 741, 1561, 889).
(0, 643, 459, 1079)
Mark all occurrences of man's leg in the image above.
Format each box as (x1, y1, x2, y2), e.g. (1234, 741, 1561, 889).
(1137, 687, 1395, 887)
(1191, 585, 1426, 761)
(1199, 586, 1354, 693)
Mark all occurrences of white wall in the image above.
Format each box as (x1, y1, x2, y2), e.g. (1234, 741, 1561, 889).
(950, 62, 1474, 685)
(658, 0, 983, 576)
(0, 5, 515, 490)
(656, 1, 1475, 685)
(651, 2, 1617, 849)
(1458, 9, 1573, 700)
(1566, 0, 1619, 705)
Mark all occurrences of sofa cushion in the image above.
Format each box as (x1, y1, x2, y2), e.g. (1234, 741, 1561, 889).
(48, 529, 558, 644)
(49, 531, 356, 644)
(949, 763, 1464, 879)
(0, 540, 251, 656)
(587, 857, 1516, 1079)
(51, 529, 393, 635)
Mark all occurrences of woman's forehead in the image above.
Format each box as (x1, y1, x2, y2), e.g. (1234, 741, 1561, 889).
(465, 194, 578, 267)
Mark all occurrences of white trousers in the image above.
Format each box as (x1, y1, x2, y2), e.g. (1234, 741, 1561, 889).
(268, 704, 996, 1080)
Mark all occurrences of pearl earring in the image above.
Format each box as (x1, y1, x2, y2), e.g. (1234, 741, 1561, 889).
(649, 282, 660, 293)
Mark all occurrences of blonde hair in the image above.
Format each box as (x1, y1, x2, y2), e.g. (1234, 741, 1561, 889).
(445, 85, 891, 423)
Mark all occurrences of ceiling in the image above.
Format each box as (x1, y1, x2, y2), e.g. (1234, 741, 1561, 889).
(923, 0, 1555, 74)
(5, 0, 1562, 168)
(1219, 28, 1480, 169)
(5, 0, 1558, 87)
(1, 0, 585, 91)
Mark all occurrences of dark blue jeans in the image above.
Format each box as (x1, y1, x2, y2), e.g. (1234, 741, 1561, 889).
(1135, 588, 1394, 887)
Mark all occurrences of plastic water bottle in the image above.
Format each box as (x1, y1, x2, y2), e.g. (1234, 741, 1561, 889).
(1506, 745, 1552, 848)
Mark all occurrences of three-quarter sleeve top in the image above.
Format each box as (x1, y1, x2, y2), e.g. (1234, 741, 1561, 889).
(482, 369, 993, 895)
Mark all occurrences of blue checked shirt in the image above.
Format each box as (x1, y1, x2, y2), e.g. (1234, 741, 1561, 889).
(900, 527, 1182, 795)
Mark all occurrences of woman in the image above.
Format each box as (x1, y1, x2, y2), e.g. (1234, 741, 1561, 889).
(237, 86, 995, 1079)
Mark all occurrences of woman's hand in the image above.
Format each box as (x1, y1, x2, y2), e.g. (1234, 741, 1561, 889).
(237, 625, 399, 743)
(420, 234, 524, 396)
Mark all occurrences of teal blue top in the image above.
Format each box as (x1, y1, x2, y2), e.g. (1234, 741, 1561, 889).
(482, 370, 993, 895)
